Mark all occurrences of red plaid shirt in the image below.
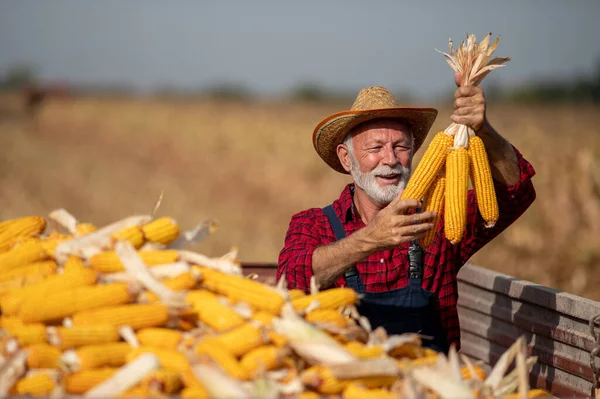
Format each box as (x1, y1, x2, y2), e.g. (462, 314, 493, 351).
(277, 145, 536, 349)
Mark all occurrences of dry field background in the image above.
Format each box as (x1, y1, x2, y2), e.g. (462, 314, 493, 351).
(1, 94, 599, 300)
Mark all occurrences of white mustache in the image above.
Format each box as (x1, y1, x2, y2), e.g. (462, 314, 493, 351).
(368, 164, 406, 177)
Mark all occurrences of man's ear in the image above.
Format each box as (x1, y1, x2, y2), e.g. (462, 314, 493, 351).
(337, 144, 352, 173)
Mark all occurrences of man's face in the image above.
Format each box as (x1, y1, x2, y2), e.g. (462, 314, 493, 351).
(343, 119, 413, 205)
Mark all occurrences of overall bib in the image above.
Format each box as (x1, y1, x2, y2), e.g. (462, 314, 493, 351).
(322, 204, 449, 354)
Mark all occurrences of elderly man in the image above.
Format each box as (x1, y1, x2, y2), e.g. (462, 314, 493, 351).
(277, 81, 536, 353)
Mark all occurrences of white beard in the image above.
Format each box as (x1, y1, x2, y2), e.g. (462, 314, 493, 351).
(348, 154, 411, 205)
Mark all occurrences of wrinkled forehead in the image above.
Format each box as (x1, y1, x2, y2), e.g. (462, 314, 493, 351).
(350, 118, 413, 143)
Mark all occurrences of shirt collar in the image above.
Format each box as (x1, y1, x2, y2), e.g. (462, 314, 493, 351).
(338, 183, 360, 223)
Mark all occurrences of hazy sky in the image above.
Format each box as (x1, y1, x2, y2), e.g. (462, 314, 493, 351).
(1, 1, 599, 100)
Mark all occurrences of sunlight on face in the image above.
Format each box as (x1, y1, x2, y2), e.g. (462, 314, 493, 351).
(344, 119, 413, 205)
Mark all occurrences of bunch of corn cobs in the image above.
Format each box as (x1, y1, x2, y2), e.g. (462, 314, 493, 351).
(401, 33, 511, 248)
(0, 209, 551, 398)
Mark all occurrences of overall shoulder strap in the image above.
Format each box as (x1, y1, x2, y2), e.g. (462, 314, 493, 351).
(321, 205, 362, 287)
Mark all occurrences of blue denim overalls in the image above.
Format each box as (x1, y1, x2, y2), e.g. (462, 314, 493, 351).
(322, 204, 449, 354)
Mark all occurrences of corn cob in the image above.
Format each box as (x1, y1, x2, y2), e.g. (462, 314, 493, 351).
(0, 260, 57, 284)
(389, 343, 430, 359)
(0, 216, 46, 252)
(344, 342, 385, 359)
(460, 364, 487, 381)
(17, 283, 137, 323)
(25, 343, 61, 368)
(445, 147, 470, 244)
(141, 369, 182, 394)
(291, 287, 357, 312)
(71, 303, 170, 330)
(14, 372, 56, 396)
(288, 289, 306, 300)
(305, 308, 348, 328)
(268, 331, 289, 347)
(143, 271, 198, 303)
(0, 240, 49, 272)
(119, 386, 154, 398)
(401, 131, 454, 201)
(126, 346, 190, 372)
(252, 311, 275, 326)
(75, 222, 97, 235)
(142, 217, 180, 245)
(89, 250, 179, 273)
(199, 268, 285, 315)
(112, 226, 145, 248)
(195, 339, 248, 380)
(180, 387, 209, 399)
(62, 342, 133, 371)
(47, 324, 121, 349)
(418, 173, 446, 250)
(1, 268, 98, 316)
(240, 345, 285, 377)
(468, 135, 499, 228)
(0, 316, 24, 330)
(62, 255, 86, 274)
(181, 369, 207, 390)
(64, 368, 118, 394)
(342, 382, 395, 399)
(214, 322, 266, 357)
(301, 365, 397, 395)
(3, 323, 47, 347)
(186, 290, 245, 332)
(136, 328, 183, 350)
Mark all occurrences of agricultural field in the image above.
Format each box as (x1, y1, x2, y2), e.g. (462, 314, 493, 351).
(0, 93, 599, 300)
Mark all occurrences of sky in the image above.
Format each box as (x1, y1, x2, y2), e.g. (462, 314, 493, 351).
(1, 0, 599, 100)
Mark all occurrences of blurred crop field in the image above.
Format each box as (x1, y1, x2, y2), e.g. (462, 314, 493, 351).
(1, 93, 599, 300)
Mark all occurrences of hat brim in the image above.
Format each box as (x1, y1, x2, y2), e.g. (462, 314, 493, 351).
(312, 107, 439, 174)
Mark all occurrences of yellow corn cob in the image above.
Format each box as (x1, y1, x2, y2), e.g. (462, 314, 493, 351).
(401, 131, 454, 201)
(181, 387, 209, 399)
(141, 370, 182, 394)
(344, 342, 385, 359)
(199, 268, 285, 315)
(1, 268, 98, 316)
(64, 368, 118, 394)
(0, 216, 46, 252)
(72, 303, 170, 330)
(47, 324, 121, 349)
(112, 226, 145, 248)
(195, 339, 248, 380)
(136, 328, 183, 350)
(460, 364, 487, 381)
(0, 260, 57, 284)
(186, 290, 245, 332)
(127, 346, 190, 372)
(0, 316, 23, 330)
(25, 343, 61, 368)
(418, 174, 446, 250)
(395, 354, 439, 371)
(299, 392, 321, 399)
(268, 331, 289, 348)
(240, 345, 284, 377)
(3, 323, 47, 346)
(17, 283, 136, 323)
(89, 250, 179, 273)
(291, 287, 357, 312)
(252, 311, 275, 326)
(142, 217, 180, 245)
(214, 322, 266, 357)
(40, 236, 71, 258)
(342, 382, 395, 399)
(445, 147, 470, 245)
(119, 386, 154, 399)
(288, 289, 306, 300)
(75, 223, 97, 236)
(468, 135, 499, 228)
(389, 343, 430, 359)
(0, 240, 49, 272)
(305, 308, 348, 328)
(181, 369, 206, 389)
(63, 342, 133, 371)
(143, 272, 198, 303)
(62, 255, 86, 274)
(14, 372, 56, 396)
(301, 365, 397, 395)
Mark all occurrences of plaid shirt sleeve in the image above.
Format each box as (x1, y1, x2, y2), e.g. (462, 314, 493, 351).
(277, 209, 329, 292)
(454, 144, 537, 266)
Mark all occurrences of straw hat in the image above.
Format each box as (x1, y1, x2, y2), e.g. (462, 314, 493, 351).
(312, 86, 438, 174)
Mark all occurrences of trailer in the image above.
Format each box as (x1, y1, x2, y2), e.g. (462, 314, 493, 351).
(242, 261, 600, 399)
